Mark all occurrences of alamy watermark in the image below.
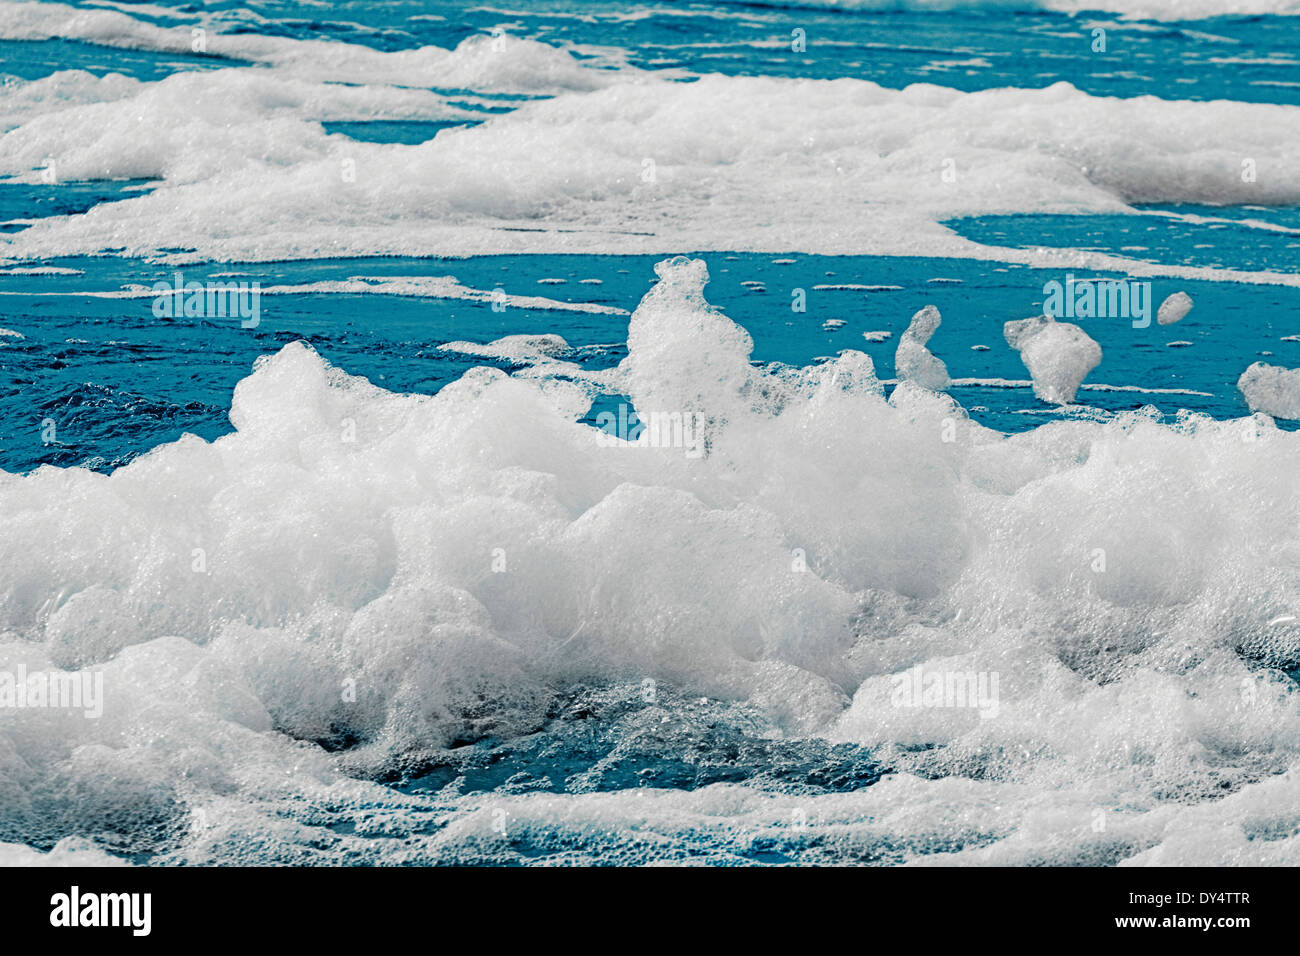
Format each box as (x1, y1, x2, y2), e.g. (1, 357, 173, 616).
(152, 273, 261, 328)
(594, 404, 705, 458)
(890, 665, 1000, 719)
(1043, 274, 1151, 328)
(50, 886, 150, 936)
(0, 664, 103, 718)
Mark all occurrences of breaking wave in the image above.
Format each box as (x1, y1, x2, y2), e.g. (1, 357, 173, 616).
(2, 257, 1298, 864)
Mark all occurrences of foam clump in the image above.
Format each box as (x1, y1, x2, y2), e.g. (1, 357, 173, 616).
(619, 256, 759, 424)
(1003, 313, 1102, 404)
(1157, 291, 1194, 325)
(1238, 362, 1300, 420)
(894, 305, 950, 391)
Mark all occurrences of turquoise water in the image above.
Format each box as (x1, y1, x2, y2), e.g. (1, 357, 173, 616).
(1, 0, 1299, 867)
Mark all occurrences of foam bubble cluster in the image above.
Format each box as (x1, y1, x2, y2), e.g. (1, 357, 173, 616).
(1004, 313, 1103, 404)
(1157, 291, 1194, 326)
(895, 305, 951, 391)
(1239, 362, 1300, 420)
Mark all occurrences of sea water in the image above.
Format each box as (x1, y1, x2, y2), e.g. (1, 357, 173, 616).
(0, 0, 1298, 866)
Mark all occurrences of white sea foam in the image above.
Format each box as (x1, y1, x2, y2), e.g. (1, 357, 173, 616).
(3, 0, 1300, 864)
(1004, 313, 1103, 404)
(0, 838, 128, 866)
(0, 2, 632, 92)
(1238, 362, 1300, 420)
(3, 52, 1300, 275)
(0, 67, 478, 184)
(1157, 290, 1194, 325)
(1, 257, 1297, 864)
(895, 304, 950, 391)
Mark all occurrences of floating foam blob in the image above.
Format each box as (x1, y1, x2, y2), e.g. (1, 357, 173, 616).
(1003, 313, 1102, 404)
(1238, 361, 1300, 419)
(618, 256, 760, 429)
(1157, 290, 1194, 325)
(894, 305, 950, 391)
